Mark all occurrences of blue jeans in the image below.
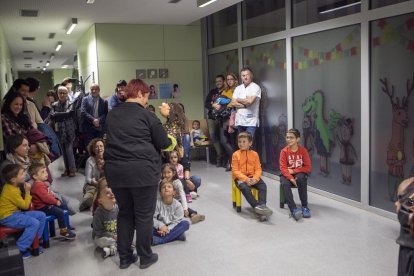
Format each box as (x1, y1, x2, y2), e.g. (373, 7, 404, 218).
(152, 220, 190, 245)
(0, 211, 46, 252)
(38, 201, 69, 229)
(183, 175, 202, 194)
(182, 133, 191, 166)
(237, 126, 257, 138)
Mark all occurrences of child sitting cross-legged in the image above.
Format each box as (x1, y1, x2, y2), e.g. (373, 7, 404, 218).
(0, 164, 46, 259)
(161, 163, 205, 224)
(29, 164, 76, 240)
(92, 184, 118, 258)
(232, 132, 273, 221)
(152, 180, 190, 246)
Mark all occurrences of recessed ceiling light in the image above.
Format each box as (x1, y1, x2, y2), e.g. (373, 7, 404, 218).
(66, 18, 78, 35)
(45, 61, 50, 67)
(197, 0, 217, 8)
(55, 41, 62, 51)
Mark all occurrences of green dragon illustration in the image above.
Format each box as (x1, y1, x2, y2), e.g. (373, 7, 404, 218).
(303, 90, 341, 176)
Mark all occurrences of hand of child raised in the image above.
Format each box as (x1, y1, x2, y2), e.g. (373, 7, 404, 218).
(24, 182, 31, 193)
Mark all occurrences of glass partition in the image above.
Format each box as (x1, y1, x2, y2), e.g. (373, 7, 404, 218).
(293, 25, 362, 201)
(370, 13, 414, 211)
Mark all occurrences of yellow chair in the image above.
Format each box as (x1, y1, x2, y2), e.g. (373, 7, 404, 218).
(232, 177, 259, 213)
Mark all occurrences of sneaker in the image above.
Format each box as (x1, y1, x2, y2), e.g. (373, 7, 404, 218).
(190, 214, 205, 224)
(38, 246, 44, 254)
(190, 191, 198, 199)
(139, 253, 158, 269)
(186, 194, 192, 203)
(101, 246, 117, 258)
(60, 230, 76, 240)
(21, 250, 31, 260)
(290, 207, 303, 221)
(302, 207, 311, 218)
(254, 205, 273, 217)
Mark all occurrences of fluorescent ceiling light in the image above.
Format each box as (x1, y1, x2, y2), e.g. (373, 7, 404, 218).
(61, 65, 69, 68)
(319, 1, 361, 14)
(50, 54, 55, 60)
(55, 42, 62, 52)
(197, 0, 216, 8)
(86, 0, 95, 3)
(66, 18, 78, 35)
(45, 61, 50, 67)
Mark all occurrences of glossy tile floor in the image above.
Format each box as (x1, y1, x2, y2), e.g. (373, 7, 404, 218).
(24, 159, 399, 276)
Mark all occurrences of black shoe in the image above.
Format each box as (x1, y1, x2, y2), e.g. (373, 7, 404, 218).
(139, 253, 158, 269)
(216, 160, 222, 167)
(119, 254, 138, 269)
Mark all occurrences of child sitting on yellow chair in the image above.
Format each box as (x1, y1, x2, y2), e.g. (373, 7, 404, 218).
(232, 132, 273, 221)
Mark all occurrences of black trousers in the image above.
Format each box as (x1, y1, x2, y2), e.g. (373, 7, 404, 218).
(398, 246, 414, 276)
(280, 172, 308, 210)
(236, 178, 267, 208)
(112, 185, 158, 262)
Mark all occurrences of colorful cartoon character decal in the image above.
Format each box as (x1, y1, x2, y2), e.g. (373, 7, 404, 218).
(302, 114, 315, 156)
(302, 90, 341, 176)
(336, 117, 358, 184)
(380, 74, 413, 201)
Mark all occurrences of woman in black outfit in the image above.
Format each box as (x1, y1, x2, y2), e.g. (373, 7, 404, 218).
(104, 79, 173, 270)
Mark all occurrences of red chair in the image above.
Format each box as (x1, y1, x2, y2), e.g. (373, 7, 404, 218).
(0, 227, 40, 256)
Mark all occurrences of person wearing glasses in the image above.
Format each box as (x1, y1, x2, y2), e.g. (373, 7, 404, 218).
(279, 128, 312, 221)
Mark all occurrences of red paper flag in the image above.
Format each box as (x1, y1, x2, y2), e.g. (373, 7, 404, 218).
(378, 19, 386, 30)
(335, 44, 342, 52)
(326, 52, 331, 60)
(351, 47, 357, 55)
(294, 63, 299, 70)
(406, 18, 414, 30)
(304, 49, 309, 57)
(408, 41, 414, 51)
(372, 37, 380, 47)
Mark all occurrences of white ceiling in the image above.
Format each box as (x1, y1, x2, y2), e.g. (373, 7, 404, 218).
(0, 0, 241, 72)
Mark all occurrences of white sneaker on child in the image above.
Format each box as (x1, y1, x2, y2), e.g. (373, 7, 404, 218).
(102, 246, 117, 258)
(190, 191, 198, 199)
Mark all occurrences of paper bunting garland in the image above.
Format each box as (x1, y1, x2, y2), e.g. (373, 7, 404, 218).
(372, 17, 414, 52)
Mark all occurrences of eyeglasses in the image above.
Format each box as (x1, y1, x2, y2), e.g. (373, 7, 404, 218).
(286, 136, 296, 140)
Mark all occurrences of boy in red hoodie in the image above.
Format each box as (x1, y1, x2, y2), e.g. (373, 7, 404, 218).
(279, 128, 312, 221)
(29, 164, 76, 240)
(232, 132, 273, 221)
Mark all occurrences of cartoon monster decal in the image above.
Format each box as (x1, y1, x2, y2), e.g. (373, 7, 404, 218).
(336, 117, 358, 184)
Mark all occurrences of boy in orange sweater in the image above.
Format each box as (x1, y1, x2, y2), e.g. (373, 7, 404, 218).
(232, 132, 273, 221)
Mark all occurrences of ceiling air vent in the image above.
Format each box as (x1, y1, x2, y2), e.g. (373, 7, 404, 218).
(24, 57, 32, 60)
(169, 0, 182, 3)
(20, 10, 38, 17)
(42, 52, 47, 55)
(22, 37, 35, 41)
(23, 50, 33, 53)
(48, 33, 56, 39)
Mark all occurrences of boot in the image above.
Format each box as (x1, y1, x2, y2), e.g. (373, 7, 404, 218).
(225, 160, 231, 172)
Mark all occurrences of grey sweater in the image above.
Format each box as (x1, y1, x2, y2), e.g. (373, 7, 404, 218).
(92, 204, 118, 239)
(153, 198, 183, 231)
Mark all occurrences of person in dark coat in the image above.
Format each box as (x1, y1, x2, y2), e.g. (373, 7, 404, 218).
(104, 79, 174, 270)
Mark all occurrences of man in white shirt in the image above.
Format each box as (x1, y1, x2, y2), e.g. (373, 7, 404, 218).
(231, 67, 261, 138)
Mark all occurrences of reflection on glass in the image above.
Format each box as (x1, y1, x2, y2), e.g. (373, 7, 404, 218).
(371, 0, 410, 9)
(208, 50, 239, 90)
(293, 25, 361, 201)
(370, 13, 414, 212)
(242, 41, 287, 174)
(292, 0, 361, 27)
(207, 5, 238, 48)
(241, 0, 285, 40)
